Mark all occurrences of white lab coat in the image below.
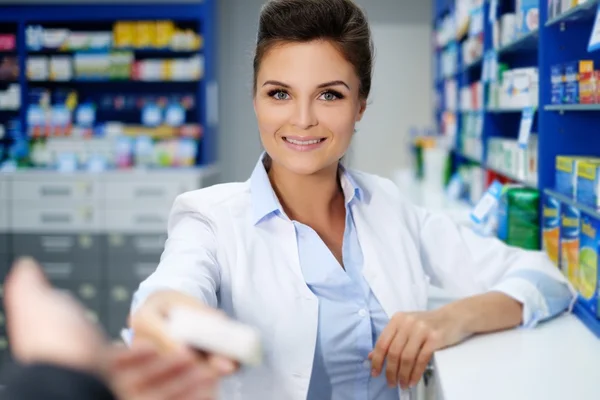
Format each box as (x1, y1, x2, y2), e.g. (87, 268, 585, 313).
(132, 170, 572, 400)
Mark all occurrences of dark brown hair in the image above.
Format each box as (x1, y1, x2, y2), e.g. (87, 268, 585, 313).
(253, 0, 374, 100)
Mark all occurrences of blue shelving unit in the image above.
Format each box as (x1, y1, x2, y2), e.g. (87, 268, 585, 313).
(0, 2, 218, 168)
(433, 0, 600, 339)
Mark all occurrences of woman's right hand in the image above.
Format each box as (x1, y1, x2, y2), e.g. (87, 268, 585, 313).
(112, 291, 239, 399)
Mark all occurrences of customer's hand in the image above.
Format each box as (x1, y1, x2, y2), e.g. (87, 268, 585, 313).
(108, 340, 221, 400)
(4, 257, 106, 375)
(129, 290, 239, 381)
(369, 309, 470, 390)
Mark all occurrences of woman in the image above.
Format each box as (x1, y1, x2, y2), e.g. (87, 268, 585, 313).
(125, 0, 575, 399)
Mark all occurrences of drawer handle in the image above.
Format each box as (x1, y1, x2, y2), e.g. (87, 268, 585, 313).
(134, 188, 165, 198)
(43, 262, 73, 277)
(40, 186, 72, 197)
(41, 214, 72, 224)
(41, 236, 74, 251)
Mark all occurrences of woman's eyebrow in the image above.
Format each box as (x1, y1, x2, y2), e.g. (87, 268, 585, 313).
(317, 80, 350, 90)
(263, 80, 290, 88)
(262, 80, 350, 90)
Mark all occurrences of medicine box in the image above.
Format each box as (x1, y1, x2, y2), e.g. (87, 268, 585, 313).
(561, 204, 581, 286)
(576, 160, 600, 209)
(578, 213, 599, 318)
(543, 194, 561, 266)
(578, 61, 595, 104)
(555, 156, 594, 198)
(564, 62, 580, 104)
(551, 64, 564, 105)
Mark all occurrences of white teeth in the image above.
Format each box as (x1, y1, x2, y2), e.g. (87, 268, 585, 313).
(285, 138, 322, 145)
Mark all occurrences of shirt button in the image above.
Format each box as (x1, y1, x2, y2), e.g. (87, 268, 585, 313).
(358, 308, 368, 317)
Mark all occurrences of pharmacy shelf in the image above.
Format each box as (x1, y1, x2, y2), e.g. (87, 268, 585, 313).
(545, 104, 600, 112)
(0, 2, 219, 168)
(27, 79, 200, 84)
(545, 0, 599, 27)
(543, 189, 600, 219)
(434, 1, 600, 338)
(573, 302, 600, 339)
(496, 29, 539, 55)
(28, 48, 200, 56)
(487, 165, 538, 189)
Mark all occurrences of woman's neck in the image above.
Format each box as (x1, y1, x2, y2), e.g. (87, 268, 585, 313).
(267, 161, 345, 223)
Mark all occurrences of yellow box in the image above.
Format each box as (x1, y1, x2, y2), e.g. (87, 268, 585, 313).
(113, 21, 135, 49)
(134, 21, 155, 49)
(155, 21, 175, 48)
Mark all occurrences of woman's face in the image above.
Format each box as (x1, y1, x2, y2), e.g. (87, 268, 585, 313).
(254, 40, 367, 176)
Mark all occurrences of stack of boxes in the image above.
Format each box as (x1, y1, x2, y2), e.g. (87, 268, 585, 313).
(543, 155, 600, 321)
(551, 60, 600, 105)
(487, 135, 538, 186)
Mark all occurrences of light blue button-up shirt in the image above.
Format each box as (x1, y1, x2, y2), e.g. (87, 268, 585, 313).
(251, 159, 398, 400)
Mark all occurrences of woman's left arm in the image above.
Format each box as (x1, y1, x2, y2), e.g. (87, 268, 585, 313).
(370, 205, 576, 389)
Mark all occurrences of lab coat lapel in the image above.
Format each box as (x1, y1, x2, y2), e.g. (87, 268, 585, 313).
(352, 199, 421, 316)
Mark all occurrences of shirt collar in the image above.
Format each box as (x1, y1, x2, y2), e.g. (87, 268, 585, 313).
(250, 152, 364, 225)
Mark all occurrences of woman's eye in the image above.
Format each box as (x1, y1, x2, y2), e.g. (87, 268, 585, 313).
(271, 90, 290, 100)
(319, 91, 341, 101)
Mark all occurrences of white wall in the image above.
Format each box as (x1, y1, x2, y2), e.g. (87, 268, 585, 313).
(218, 0, 433, 182)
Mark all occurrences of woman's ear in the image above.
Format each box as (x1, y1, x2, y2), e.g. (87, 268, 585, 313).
(356, 99, 367, 122)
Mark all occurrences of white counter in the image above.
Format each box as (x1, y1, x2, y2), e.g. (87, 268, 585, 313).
(433, 314, 600, 400)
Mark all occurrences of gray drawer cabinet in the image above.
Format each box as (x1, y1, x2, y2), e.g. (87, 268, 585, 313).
(11, 203, 103, 233)
(12, 233, 104, 260)
(0, 175, 9, 201)
(11, 175, 101, 201)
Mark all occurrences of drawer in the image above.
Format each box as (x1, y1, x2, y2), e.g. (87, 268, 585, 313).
(107, 253, 159, 282)
(0, 253, 10, 279)
(11, 176, 101, 201)
(0, 201, 8, 231)
(104, 175, 198, 204)
(11, 254, 104, 281)
(0, 176, 8, 200)
(105, 207, 168, 233)
(0, 234, 8, 255)
(106, 282, 138, 339)
(11, 203, 103, 232)
(12, 234, 103, 260)
(107, 233, 167, 257)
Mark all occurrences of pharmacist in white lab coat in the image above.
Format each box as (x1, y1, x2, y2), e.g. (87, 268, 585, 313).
(123, 1, 575, 399)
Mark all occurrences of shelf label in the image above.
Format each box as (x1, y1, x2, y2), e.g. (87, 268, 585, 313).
(489, 0, 498, 23)
(518, 106, 536, 148)
(471, 180, 503, 225)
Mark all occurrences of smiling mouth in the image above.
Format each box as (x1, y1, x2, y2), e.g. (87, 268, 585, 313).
(283, 137, 327, 145)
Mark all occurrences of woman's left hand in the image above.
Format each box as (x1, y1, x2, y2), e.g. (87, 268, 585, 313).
(369, 309, 470, 390)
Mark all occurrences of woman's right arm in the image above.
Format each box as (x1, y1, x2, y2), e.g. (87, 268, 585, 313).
(131, 192, 221, 316)
(116, 194, 237, 399)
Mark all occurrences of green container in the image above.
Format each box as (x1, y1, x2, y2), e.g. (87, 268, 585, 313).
(497, 186, 541, 250)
